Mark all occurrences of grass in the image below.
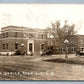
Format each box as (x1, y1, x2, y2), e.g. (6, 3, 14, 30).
(0, 56, 54, 80)
(0, 55, 84, 80)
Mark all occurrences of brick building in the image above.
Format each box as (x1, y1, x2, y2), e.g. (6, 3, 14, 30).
(62, 35, 79, 54)
(57, 35, 84, 54)
(0, 26, 49, 55)
(0, 25, 84, 55)
(77, 35, 84, 48)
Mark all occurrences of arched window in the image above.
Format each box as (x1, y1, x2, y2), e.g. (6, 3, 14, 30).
(28, 34, 33, 39)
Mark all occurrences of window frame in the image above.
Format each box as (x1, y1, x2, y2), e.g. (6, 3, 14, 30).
(6, 32, 8, 38)
(3, 44, 5, 50)
(15, 42, 18, 49)
(6, 43, 8, 49)
(15, 32, 18, 37)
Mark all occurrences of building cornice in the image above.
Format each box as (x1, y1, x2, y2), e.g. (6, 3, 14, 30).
(1, 27, 48, 33)
(0, 37, 48, 41)
(1, 30, 47, 34)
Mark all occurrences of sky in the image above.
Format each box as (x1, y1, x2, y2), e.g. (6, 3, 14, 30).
(0, 4, 84, 34)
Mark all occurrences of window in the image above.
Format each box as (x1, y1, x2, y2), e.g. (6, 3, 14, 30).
(29, 36, 32, 39)
(47, 47, 49, 50)
(28, 34, 33, 39)
(40, 44, 44, 50)
(3, 44, 5, 49)
(6, 32, 8, 38)
(3, 33, 5, 38)
(72, 47, 75, 52)
(41, 34, 44, 39)
(15, 32, 18, 37)
(29, 43, 32, 52)
(47, 33, 50, 38)
(6, 43, 8, 49)
(15, 42, 18, 49)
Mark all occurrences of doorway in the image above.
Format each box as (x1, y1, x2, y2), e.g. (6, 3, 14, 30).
(27, 40, 34, 54)
(29, 43, 33, 52)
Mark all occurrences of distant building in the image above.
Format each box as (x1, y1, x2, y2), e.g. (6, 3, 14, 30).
(62, 35, 79, 54)
(57, 35, 84, 54)
(77, 35, 84, 48)
(0, 26, 49, 55)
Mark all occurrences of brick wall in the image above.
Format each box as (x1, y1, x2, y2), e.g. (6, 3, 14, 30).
(0, 39, 27, 52)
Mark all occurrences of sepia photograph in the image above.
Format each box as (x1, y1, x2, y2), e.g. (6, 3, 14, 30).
(0, 4, 84, 80)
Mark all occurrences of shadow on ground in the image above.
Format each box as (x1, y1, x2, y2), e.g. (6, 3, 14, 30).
(43, 58, 84, 65)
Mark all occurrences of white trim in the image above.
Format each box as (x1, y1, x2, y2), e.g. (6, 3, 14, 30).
(0, 52, 15, 55)
(2, 27, 46, 31)
(1, 28, 48, 33)
(27, 40, 34, 54)
(1, 31, 46, 34)
(0, 37, 48, 40)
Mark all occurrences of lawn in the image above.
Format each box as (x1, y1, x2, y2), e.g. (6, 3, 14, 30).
(0, 55, 84, 80)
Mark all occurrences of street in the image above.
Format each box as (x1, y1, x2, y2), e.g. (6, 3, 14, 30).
(0, 54, 84, 80)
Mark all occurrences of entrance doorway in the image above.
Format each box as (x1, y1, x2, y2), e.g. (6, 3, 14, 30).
(27, 40, 34, 54)
(29, 43, 33, 52)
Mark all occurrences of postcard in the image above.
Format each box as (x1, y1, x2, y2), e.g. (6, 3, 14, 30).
(0, 3, 84, 81)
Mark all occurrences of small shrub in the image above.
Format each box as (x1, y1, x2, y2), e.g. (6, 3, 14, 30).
(6, 53, 9, 56)
(15, 50, 22, 55)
